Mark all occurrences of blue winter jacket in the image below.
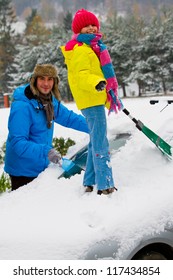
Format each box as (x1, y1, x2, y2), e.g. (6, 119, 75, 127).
(4, 84, 88, 177)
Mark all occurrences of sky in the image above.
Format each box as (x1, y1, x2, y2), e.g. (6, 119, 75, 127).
(0, 96, 173, 260)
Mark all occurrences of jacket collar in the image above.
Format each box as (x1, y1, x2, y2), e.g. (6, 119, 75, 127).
(25, 85, 37, 100)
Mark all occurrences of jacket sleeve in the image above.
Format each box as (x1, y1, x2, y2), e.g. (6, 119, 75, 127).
(54, 101, 89, 133)
(7, 101, 52, 159)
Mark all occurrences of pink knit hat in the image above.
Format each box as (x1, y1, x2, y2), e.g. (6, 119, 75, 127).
(72, 9, 100, 34)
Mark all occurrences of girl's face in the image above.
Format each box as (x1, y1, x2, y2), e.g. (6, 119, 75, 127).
(80, 25, 98, 34)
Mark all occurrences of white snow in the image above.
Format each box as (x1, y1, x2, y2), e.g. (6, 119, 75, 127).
(0, 97, 173, 260)
(12, 21, 26, 34)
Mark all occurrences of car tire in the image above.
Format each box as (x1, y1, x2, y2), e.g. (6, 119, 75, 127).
(135, 251, 167, 260)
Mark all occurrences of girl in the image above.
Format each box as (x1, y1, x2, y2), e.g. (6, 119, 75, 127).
(61, 9, 122, 194)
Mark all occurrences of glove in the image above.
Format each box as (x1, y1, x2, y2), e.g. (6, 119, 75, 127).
(95, 81, 106, 91)
(48, 149, 61, 164)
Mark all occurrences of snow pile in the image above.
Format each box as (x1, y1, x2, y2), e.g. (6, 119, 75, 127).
(0, 98, 173, 259)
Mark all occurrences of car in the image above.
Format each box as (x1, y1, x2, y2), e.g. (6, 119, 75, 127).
(59, 133, 131, 179)
(1, 98, 173, 261)
(84, 226, 173, 260)
(59, 132, 173, 260)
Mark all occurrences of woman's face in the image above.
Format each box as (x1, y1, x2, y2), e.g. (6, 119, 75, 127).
(80, 24, 98, 34)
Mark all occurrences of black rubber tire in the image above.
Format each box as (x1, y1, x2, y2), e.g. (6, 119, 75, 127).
(135, 251, 167, 260)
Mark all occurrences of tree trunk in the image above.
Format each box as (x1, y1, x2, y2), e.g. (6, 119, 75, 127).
(162, 79, 167, 95)
(122, 83, 127, 97)
(137, 82, 142, 96)
(137, 80, 145, 97)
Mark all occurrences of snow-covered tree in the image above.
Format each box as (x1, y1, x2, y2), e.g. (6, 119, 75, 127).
(10, 7, 173, 100)
(0, 0, 17, 93)
(144, 11, 173, 94)
(24, 9, 51, 46)
(11, 27, 73, 101)
(130, 9, 173, 95)
(63, 11, 72, 32)
(105, 12, 146, 96)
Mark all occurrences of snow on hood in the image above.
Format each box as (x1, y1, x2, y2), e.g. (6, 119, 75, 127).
(0, 98, 173, 259)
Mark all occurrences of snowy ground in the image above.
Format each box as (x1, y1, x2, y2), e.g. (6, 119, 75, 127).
(0, 97, 173, 260)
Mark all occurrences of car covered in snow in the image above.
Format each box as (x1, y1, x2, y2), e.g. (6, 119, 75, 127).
(84, 225, 173, 260)
(1, 98, 173, 260)
(60, 132, 173, 260)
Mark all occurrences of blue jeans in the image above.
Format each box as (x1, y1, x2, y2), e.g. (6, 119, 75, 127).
(81, 105, 115, 190)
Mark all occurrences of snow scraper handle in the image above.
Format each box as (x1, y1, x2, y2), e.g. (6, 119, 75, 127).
(122, 108, 143, 131)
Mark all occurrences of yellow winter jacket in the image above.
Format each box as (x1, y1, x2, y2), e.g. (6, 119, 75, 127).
(61, 43, 109, 110)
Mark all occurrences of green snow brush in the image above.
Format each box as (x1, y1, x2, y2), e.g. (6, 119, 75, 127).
(122, 108, 172, 159)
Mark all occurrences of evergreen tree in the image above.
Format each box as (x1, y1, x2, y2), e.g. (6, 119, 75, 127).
(0, 0, 17, 93)
(123, 14, 150, 96)
(10, 4, 173, 100)
(105, 13, 144, 97)
(24, 9, 51, 46)
(11, 26, 73, 101)
(25, 8, 37, 32)
(144, 10, 173, 94)
(130, 9, 173, 95)
(63, 11, 72, 32)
